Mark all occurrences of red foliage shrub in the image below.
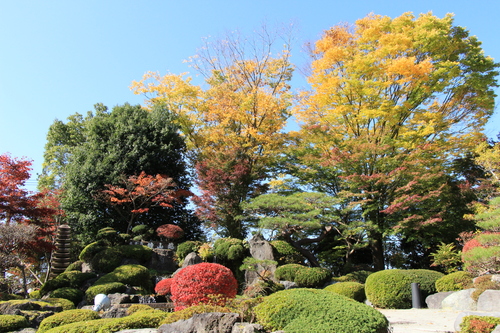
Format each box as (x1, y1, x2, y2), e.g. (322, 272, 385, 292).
(156, 224, 184, 240)
(467, 318, 495, 333)
(463, 238, 482, 253)
(155, 278, 174, 296)
(170, 263, 238, 311)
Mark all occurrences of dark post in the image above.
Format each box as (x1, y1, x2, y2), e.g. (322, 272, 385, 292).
(411, 282, 422, 308)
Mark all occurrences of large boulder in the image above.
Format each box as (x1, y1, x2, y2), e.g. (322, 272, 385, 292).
(231, 322, 266, 333)
(442, 289, 477, 311)
(158, 312, 239, 333)
(181, 252, 202, 268)
(149, 248, 177, 272)
(477, 290, 500, 311)
(245, 234, 276, 287)
(425, 291, 455, 309)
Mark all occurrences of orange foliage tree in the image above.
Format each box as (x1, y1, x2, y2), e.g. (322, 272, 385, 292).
(98, 171, 192, 233)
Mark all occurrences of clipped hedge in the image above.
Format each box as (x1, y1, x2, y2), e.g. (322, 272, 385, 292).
(435, 271, 474, 292)
(40, 271, 96, 296)
(38, 309, 100, 333)
(85, 244, 153, 273)
(254, 288, 388, 333)
(85, 282, 127, 304)
(333, 270, 372, 284)
(45, 297, 76, 310)
(160, 304, 232, 325)
(79, 241, 108, 262)
(324, 282, 366, 302)
(176, 241, 202, 263)
(294, 267, 331, 288)
(365, 269, 444, 309)
(274, 264, 306, 282)
(97, 310, 168, 333)
(44, 318, 114, 333)
(49, 288, 84, 307)
(94, 264, 151, 289)
(0, 315, 29, 333)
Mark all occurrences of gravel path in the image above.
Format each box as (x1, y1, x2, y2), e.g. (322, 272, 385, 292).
(378, 309, 463, 333)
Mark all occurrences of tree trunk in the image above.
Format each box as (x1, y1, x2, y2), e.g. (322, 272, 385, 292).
(370, 233, 385, 271)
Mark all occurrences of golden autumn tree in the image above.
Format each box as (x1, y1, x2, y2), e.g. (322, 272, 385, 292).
(132, 26, 294, 238)
(291, 12, 498, 270)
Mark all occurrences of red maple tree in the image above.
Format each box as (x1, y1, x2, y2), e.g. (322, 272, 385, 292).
(99, 171, 192, 232)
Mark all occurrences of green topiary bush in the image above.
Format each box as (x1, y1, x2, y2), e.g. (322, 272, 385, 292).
(65, 260, 84, 272)
(45, 297, 76, 310)
(333, 270, 372, 283)
(435, 271, 474, 292)
(294, 267, 331, 288)
(90, 245, 153, 273)
(160, 304, 232, 325)
(96, 310, 168, 333)
(325, 282, 366, 302)
(85, 282, 127, 303)
(49, 288, 83, 307)
(176, 241, 202, 263)
(38, 309, 100, 333)
(79, 241, 108, 262)
(44, 318, 114, 333)
(125, 304, 155, 315)
(270, 240, 303, 265)
(40, 271, 96, 296)
(254, 288, 388, 333)
(94, 264, 151, 290)
(0, 315, 29, 333)
(460, 315, 500, 333)
(274, 264, 306, 282)
(365, 269, 444, 309)
(213, 238, 247, 261)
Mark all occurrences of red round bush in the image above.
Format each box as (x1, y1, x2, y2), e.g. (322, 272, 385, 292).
(155, 278, 174, 296)
(156, 224, 184, 240)
(170, 263, 238, 311)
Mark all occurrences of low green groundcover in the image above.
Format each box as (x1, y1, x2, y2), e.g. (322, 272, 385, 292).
(38, 309, 100, 333)
(254, 288, 388, 333)
(0, 314, 29, 333)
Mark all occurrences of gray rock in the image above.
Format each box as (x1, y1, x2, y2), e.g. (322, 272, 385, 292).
(231, 322, 265, 333)
(116, 328, 158, 333)
(181, 252, 202, 268)
(12, 329, 37, 333)
(82, 262, 93, 273)
(108, 293, 133, 304)
(491, 275, 500, 283)
(442, 289, 477, 311)
(478, 290, 500, 311)
(280, 280, 298, 290)
(454, 311, 500, 332)
(425, 291, 455, 309)
(245, 234, 276, 287)
(493, 325, 500, 333)
(158, 312, 239, 333)
(100, 304, 129, 318)
(149, 249, 178, 272)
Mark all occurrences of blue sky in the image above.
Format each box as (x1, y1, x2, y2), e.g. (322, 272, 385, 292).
(1, 0, 499, 191)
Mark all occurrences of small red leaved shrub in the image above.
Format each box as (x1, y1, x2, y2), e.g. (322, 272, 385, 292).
(155, 278, 174, 296)
(156, 224, 184, 240)
(170, 263, 237, 311)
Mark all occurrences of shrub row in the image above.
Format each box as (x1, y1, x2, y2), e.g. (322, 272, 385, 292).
(274, 264, 331, 288)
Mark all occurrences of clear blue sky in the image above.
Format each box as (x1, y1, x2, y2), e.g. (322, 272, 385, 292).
(1, 0, 499, 191)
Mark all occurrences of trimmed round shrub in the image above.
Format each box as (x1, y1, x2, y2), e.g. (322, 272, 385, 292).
(64, 260, 84, 272)
(325, 282, 365, 302)
(333, 270, 372, 283)
(171, 263, 238, 311)
(274, 264, 306, 282)
(156, 224, 184, 241)
(155, 278, 173, 296)
(95, 264, 151, 290)
(97, 310, 168, 333)
(270, 240, 303, 265)
(176, 241, 202, 262)
(125, 304, 155, 315)
(49, 288, 84, 307)
(435, 271, 474, 292)
(294, 267, 331, 288)
(40, 271, 96, 296)
(38, 309, 100, 333)
(213, 238, 247, 261)
(365, 269, 444, 309)
(0, 314, 29, 333)
(44, 318, 114, 333)
(254, 288, 388, 333)
(89, 245, 153, 273)
(45, 297, 76, 310)
(160, 304, 232, 325)
(85, 282, 127, 303)
(79, 241, 107, 262)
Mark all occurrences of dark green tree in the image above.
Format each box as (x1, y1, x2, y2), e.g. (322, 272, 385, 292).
(43, 103, 202, 243)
